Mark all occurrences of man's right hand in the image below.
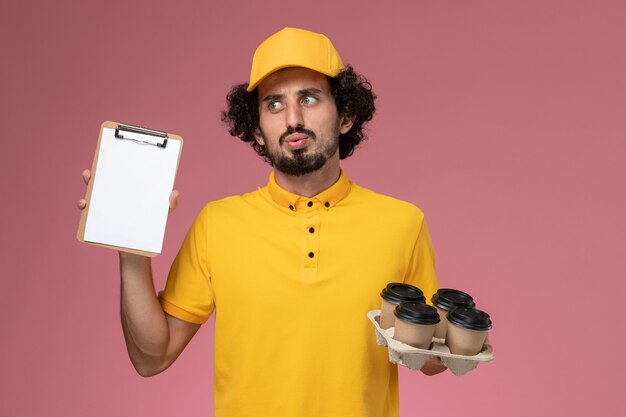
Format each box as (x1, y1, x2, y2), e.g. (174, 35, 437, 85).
(77, 169, 180, 213)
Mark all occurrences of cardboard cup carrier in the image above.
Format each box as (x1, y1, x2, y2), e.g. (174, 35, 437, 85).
(372, 284, 494, 376)
(368, 309, 494, 376)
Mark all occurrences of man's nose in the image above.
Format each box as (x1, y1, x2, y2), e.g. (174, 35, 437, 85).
(286, 102, 304, 128)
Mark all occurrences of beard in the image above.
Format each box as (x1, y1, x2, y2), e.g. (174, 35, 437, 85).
(260, 126, 339, 176)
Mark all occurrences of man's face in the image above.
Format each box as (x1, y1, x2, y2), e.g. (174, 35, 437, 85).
(253, 67, 353, 176)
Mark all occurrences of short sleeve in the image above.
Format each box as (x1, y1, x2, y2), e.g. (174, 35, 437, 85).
(158, 205, 215, 324)
(403, 216, 440, 305)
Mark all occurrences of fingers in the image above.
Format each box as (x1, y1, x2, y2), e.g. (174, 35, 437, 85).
(168, 189, 180, 214)
(77, 169, 91, 211)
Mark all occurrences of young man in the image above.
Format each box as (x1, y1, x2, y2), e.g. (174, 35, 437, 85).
(79, 27, 446, 417)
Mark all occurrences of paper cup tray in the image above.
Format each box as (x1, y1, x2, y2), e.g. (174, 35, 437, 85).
(367, 310, 494, 376)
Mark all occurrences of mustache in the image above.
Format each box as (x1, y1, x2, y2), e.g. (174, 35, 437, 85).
(279, 127, 316, 145)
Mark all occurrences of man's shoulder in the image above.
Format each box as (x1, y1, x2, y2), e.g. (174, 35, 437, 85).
(349, 182, 426, 222)
(197, 187, 268, 215)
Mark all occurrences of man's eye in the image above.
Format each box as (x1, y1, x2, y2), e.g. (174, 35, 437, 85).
(302, 96, 318, 105)
(268, 101, 283, 111)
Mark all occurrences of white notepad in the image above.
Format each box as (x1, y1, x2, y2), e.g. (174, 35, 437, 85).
(78, 122, 183, 256)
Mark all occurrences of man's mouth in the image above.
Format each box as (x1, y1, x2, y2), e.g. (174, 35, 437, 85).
(284, 133, 309, 149)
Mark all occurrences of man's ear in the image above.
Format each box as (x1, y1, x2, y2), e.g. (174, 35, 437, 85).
(253, 128, 265, 146)
(339, 115, 355, 134)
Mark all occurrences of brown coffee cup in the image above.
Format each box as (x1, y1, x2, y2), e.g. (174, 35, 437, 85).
(392, 302, 440, 349)
(445, 307, 492, 356)
(431, 288, 476, 339)
(379, 283, 426, 329)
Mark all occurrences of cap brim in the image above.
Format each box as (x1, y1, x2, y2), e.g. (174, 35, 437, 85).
(246, 63, 342, 92)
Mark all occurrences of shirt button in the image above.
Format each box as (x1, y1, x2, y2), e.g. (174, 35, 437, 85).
(309, 227, 315, 233)
(307, 201, 313, 207)
(308, 252, 315, 258)
(289, 205, 294, 211)
(324, 202, 330, 208)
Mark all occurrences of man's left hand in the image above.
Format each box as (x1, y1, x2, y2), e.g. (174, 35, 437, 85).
(420, 356, 447, 376)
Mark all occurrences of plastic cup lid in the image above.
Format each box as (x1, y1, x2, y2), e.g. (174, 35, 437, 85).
(431, 288, 476, 311)
(380, 283, 426, 304)
(447, 307, 492, 331)
(394, 302, 440, 325)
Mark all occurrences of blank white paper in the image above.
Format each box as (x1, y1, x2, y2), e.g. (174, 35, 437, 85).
(83, 127, 181, 253)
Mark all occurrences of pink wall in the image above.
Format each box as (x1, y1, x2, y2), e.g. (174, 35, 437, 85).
(1, 0, 624, 416)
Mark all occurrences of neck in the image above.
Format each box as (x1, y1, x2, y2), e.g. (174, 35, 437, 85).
(273, 159, 341, 198)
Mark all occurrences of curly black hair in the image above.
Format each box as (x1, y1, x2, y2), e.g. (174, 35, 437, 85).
(221, 65, 376, 161)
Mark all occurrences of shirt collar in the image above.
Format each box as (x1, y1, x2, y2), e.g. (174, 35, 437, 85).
(267, 169, 352, 212)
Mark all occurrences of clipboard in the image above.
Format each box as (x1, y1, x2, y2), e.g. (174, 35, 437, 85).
(77, 121, 183, 257)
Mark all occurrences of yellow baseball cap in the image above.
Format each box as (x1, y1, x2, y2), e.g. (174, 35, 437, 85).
(247, 27, 345, 92)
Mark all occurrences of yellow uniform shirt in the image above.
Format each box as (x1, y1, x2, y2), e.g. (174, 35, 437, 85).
(159, 170, 439, 417)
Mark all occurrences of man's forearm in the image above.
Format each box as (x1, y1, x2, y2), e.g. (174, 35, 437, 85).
(119, 252, 170, 369)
